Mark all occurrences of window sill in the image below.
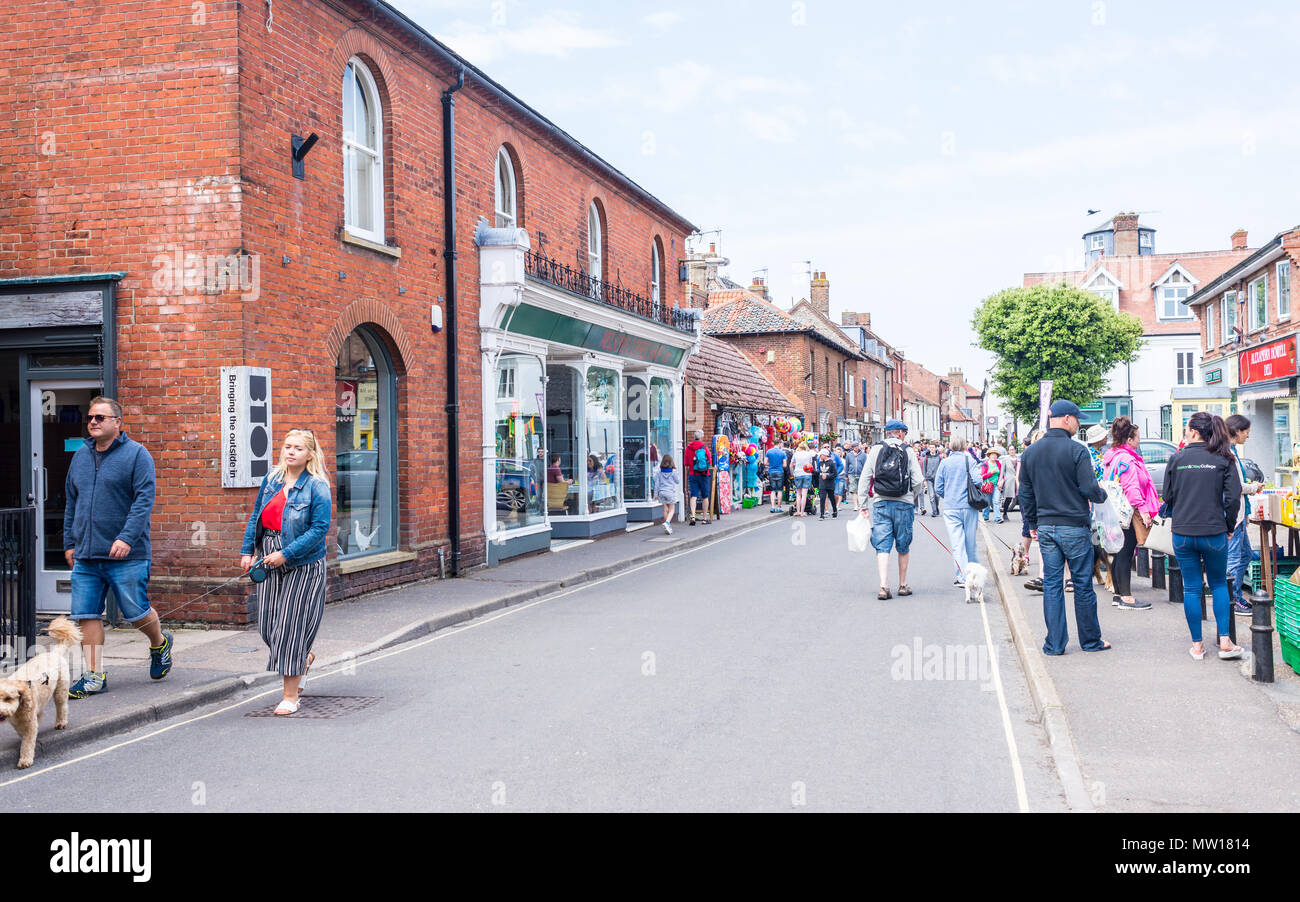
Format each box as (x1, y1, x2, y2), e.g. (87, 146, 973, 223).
(336, 549, 418, 575)
(341, 229, 402, 259)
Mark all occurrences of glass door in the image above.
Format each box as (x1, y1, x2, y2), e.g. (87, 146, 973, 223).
(30, 380, 101, 613)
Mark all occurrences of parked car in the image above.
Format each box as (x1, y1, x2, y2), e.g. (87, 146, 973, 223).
(495, 460, 536, 512)
(336, 449, 378, 510)
(1138, 439, 1178, 490)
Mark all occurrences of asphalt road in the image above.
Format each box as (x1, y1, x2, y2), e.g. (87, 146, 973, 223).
(1, 508, 1067, 812)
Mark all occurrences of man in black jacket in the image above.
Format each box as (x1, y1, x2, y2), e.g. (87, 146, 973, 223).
(1018, 400, 1111, 655)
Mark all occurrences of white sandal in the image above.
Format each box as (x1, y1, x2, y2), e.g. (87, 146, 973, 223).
(1218, 644, 1245, 660)
(274, 698, 300, 716)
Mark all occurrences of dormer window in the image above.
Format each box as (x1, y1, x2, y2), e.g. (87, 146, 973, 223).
(1090, 234, 1105, 251)
(1083, 267, 1123, 311)
(1139, 232, 1153, 249)
(1154, 263, 1198, 321)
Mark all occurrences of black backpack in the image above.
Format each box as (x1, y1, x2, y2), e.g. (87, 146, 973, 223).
(873, 442, 912, 498)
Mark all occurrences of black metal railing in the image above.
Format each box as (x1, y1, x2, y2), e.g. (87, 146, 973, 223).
(0, 507, 36, 668)
(524, 250, 696, 334)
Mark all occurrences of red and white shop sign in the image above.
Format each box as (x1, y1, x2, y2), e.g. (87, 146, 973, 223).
(1239, 336, 1298, 386)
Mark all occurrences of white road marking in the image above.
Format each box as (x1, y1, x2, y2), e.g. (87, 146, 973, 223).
(976, 590, 1031, 812)
(0, 517, 786, 789)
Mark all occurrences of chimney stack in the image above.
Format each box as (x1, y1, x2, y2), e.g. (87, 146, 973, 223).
(1231, 229, 1248, 251)
(1112, 212, 1140, 256)
(841, 311, 872, 331)
(810, 271, 830, 317)
(749, 276, 769, 302)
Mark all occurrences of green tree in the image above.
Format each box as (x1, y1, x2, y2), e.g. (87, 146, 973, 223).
(973, 282, 1144, 424)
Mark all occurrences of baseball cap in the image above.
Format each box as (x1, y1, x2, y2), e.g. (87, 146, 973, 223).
(885, 419, 908, 432)
(1049, 400, 1083, 419)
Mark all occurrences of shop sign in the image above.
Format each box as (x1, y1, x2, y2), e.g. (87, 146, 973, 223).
(336, 380, 357, 424)
(222, 367, 272, 488)
(1239, 336, 1298, 386)
(1205, 369, 1223, 385)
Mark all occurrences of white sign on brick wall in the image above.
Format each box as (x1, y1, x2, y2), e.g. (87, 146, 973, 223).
(221, 367, 273, 488)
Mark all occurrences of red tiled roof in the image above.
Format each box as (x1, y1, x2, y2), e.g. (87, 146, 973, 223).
(686, 335, 803, 415)
(788, 301, 863, 356)
(702, 295, 860, 355)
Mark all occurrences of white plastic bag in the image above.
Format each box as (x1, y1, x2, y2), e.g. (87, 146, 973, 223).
(1091, 499, 1125, 554)
(846, 512, 871, 553)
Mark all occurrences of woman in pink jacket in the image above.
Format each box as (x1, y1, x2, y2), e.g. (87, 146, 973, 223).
(1102, 416, 1161, 611)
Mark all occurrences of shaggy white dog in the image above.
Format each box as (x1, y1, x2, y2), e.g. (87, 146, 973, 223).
(0, 617, 81, 768)
(964, 563, 989, 605)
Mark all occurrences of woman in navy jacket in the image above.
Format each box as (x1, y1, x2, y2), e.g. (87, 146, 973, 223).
(240, 429, 333, 715)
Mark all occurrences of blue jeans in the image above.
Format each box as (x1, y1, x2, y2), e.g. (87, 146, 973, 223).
(1173, 533, 1231, 644)
(1226, 519, 1251, 606)
(1038, 524, 1104, 654)
(943, 507, 980, 581)
(70, 558, 152, 623)
(983, 484, 1003, 520)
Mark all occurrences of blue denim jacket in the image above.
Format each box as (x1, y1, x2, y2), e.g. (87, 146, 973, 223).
(240, 470, 333, 567)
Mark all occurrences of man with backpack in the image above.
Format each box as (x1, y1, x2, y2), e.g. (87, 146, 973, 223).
(859, 420, 925, 600)
(685, 429, 712, 526)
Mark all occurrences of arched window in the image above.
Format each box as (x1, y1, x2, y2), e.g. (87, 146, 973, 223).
(335, 326, 398, 558)
(495, 147, 517, 229)
(650, 237, 663, 308)
(342, 58, 384, 242)
(588, 202, 603, 281)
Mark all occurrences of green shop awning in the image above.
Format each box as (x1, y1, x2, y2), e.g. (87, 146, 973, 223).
(501, 303, 685, 367)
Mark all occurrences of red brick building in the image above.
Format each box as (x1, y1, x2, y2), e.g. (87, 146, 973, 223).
(1, 0, 696, 621)
(700, 281, 870, 442)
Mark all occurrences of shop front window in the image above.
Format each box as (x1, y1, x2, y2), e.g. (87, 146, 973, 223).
(585, 367, 621, 514)
(623, 376, 649, 502)
(1276, 405, 1292, 468)
(335, 327, 397, 558)
(494, 354, 546, 532)
(545, 364, 579, 517)
(649, 377, 673, 499)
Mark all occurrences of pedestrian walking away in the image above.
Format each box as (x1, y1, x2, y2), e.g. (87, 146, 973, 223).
(860, 419, 924, 599)
(1018, 400, 1111, 655)
(791, 439, 816, 518)
(1163, 412, 1245, 661)
(1101, 417, 1158, 611)
(685, 429, 713, 525)
(240, 429, 334, 715)
(656, 454, 681, 534)
(65, 396, 171, 699)
(1225, 415, 1264, 617)
(766, 440, 788, 513)
(935, 436, 981, 590)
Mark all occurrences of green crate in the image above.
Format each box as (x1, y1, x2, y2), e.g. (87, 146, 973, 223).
(1282, 634, 1300, 676)
(1249, 559, 1300, 593)
(1275, 578, 1300, 612)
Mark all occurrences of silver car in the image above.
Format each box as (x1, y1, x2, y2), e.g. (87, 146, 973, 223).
(1138, 439, 1178, 492)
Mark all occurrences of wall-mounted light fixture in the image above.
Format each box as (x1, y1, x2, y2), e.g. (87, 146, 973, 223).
(291, 132, 319, 179)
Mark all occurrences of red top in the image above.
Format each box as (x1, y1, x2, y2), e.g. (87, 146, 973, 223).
(260, 491, 286, 531)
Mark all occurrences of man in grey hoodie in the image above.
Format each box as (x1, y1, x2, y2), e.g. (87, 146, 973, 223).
(64, 397, 170, 698)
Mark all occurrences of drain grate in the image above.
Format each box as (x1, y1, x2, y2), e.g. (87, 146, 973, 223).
(245, 695, 383, 718)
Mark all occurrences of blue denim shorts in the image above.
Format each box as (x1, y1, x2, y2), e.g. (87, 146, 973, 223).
(871, 500, 915, 554)
(70, 558, 152, 623)
(792, 474, 813, 490)
(688, 473, 711, 499)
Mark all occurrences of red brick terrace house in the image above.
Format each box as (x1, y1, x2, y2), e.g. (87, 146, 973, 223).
(1, 0, 698, 622)
(684, 335, 801, 441)
(700, 279, 868, 442)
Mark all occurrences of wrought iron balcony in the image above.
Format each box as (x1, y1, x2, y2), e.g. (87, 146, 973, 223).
(524, 250, 696, 334)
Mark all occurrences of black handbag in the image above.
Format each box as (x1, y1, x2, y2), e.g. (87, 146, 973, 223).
(965, 460, 989, 511)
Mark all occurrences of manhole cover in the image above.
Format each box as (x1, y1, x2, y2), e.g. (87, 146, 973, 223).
(245, 695, 382, 718)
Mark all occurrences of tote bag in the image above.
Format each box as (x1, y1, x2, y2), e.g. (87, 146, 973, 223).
(1143, 517, 1175, 556)
(965, 460, 989, 511)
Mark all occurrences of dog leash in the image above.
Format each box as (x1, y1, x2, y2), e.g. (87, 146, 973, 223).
(155, 559, 268, 621)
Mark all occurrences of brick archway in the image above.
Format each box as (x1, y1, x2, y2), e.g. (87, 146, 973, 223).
(326, 299, 414, 374)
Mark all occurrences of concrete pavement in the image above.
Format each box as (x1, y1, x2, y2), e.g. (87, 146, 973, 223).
(983, 513, 1300, 812)
(0, 504, 1067, 812)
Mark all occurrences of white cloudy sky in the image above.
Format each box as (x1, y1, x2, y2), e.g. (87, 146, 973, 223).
(397, 0, 1300, 414)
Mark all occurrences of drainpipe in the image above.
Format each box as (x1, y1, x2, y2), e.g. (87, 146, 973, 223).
(443, 66, 466, 574)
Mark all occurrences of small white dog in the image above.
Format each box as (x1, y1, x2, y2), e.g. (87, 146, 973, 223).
(0, 617, 82, 768)
(964, 563, 989, 605)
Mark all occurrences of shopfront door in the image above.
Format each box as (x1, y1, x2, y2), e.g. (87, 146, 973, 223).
(30, 380, 101, 613)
